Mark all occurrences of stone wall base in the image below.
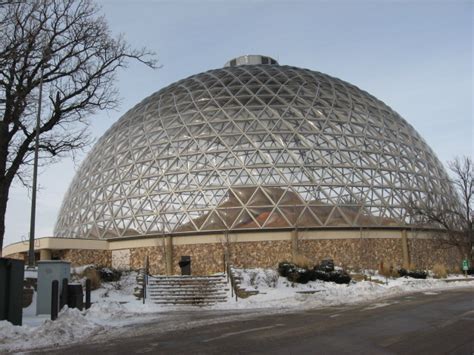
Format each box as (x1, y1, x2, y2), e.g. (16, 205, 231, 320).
(3, 230, 464, 274)
(57, 249, 112, 268)
(126, 237, 462, 275)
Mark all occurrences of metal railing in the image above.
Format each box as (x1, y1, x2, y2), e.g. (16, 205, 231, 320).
(224, 254, 238, 302)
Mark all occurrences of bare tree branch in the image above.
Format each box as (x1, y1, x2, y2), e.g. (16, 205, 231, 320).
(406, 156, 473, 261)
(0, 0, 157, 251)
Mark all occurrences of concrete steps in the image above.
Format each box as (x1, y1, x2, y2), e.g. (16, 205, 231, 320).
(147, 274, 229, 306)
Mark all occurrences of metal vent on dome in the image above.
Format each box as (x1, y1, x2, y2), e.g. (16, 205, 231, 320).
(224, 55, 278, 67)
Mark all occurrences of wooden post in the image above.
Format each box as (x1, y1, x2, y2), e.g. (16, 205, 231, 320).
(291, 229, 299, 259)
(165, 236, 173, 275)
(401, 229, 410, 269)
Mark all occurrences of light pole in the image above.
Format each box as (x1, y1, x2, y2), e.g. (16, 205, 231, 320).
(28, 47, 50, 268)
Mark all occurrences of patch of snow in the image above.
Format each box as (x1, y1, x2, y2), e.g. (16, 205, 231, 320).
(212, 268, 474, 311)
(232, 268, 279, 291)
(0, 307, 103, 353)
(71, 264, 95, 275)
(1, 267, 473, 353)
(362, 302, 393, 310)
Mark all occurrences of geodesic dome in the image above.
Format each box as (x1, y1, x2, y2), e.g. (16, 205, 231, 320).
(54, 55, 454, 239)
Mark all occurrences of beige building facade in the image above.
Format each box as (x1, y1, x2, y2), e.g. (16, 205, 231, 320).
(3, 228, 462, 274)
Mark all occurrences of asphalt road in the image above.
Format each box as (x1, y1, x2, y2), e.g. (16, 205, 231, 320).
(33, 288, 474, 355)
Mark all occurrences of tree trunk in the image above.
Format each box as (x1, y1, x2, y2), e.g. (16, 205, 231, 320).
(0, 181, 9, 255)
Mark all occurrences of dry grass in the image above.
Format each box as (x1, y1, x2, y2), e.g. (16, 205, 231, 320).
(350, 273, 368, 282)
(291, 254, 314, 268)
(408, 262, 418, 270)
(370, 279, 386, 285)
(450, 265, 462, 274)
(432, 264, 448, 279)
(82, 267, 101, 290)
(378, 261, 398, 278)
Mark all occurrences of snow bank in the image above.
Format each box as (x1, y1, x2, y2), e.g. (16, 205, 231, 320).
(0, 307, 103, 353)
(214, 268, 474, 310)
(1, 268, 472, 353)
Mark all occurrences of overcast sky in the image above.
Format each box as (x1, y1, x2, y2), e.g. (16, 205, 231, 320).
(4, 0, 473, 247)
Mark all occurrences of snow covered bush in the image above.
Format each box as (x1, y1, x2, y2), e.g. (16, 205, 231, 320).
(278, 262, 296, 277)
(99, 268, 122, 282)
(398, 268, 427, 279)
(278, 260, 352, 285)
(238, 268, 279, 289)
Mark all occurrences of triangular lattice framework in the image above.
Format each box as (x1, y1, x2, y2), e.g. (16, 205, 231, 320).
(54, 64, 456, 239)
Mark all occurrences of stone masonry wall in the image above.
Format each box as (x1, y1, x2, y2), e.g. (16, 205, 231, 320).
(58, 249, 112, 267)
(130, 246, 165, 274)
(173, 243, 226, 275)
(409, 238, 461, 269)
(6, 235, 461, 274)
(298, 238, 404, 270)
(229, 240, 292, 269)
(121, 237, 462, 275)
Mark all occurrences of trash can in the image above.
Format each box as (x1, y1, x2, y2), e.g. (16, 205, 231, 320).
(178, 256, 191, 275)
(0, 258, 24, 325)
(67, 283, 84, 311)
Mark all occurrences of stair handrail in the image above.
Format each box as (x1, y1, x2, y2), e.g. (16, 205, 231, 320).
(143, 255, 149, 304)
(224, 253, 238, 302)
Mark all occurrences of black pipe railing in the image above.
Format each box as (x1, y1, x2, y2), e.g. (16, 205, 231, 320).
(224, 255, 238, 302)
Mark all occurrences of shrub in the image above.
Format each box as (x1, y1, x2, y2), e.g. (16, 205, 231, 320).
(279, 259, 351, 284)
(316, 259, 335, 273)
(398, 268, 427, 279)
(263, 269, 279, 288)
(331, 271, 351, 284)
(313, 269, 331, 282)
(378, 261, 398, 278)
(82, 267, 101, 290)
(99, 268, 122, 282)
(398, 268, 408, 277)
(287, 268, 312, 284)
(292, 254, 313, 269)
(278, 262, 296, 277)
(431, 264, 448, 279)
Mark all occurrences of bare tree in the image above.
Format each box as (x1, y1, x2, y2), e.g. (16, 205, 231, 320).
(407, 156, 473, 261)
(0, 0, 157, 252)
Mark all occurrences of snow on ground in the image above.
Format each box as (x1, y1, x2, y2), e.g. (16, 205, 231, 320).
(218, 268, 474, 310)
(0, 268, 473, 353)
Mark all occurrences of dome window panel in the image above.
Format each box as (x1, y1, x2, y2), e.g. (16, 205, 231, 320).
(54, 59, 456, 238)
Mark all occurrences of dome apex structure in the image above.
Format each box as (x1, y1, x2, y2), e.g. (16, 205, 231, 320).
(224, 54, 278, 67)
(54, 60, 454, 240)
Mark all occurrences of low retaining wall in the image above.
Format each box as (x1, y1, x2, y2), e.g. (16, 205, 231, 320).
(122, 232, 463, 274)
(57, 249, 112, 268)
(3, 229, 463, 274)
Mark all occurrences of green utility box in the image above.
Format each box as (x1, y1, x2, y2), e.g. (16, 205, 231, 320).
(0, 258, 25, 326)
(462, 259, 469, 272)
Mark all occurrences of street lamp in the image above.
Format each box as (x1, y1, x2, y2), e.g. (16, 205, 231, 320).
(28, 46, 51, 268)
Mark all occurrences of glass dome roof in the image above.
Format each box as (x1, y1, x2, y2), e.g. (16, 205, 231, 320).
(54, 57, 454, 239)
